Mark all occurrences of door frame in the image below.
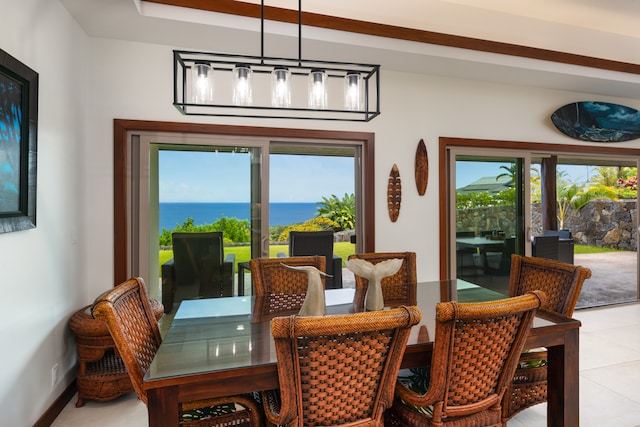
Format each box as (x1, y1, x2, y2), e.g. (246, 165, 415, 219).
(439, 136, 640, 281)
(113, 119, 376, 284)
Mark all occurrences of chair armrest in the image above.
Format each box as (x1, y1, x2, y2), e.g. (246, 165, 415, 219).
(224, 253, 236, 275)
(161, 258, 175, 314)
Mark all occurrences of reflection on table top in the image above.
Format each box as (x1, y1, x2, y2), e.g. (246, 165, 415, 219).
(146, 281, 568, 383)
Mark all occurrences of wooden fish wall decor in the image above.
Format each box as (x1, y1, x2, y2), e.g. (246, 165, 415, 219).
(387, 164, 401, 222)
(415, 139, 428, 195)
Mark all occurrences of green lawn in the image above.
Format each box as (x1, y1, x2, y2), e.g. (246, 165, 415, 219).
(574, 244, 625, 254)
(159, 242, 624, 273)
(159, 242, 356, 272)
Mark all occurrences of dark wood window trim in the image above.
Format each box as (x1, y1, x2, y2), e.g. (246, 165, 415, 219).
(113, 119, 375, 284)
(148, 0, 640, 75)
(438, 137, 640, 279)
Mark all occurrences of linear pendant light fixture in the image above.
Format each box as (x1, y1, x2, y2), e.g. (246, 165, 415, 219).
(173, 0, 380, 121)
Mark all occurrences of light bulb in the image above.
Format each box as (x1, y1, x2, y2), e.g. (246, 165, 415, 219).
(271, 66, 291, 108)
(308, 69, 328, 109)
(233, 64, 253, 106)
(191, 62, 213, 104)
(344, 72, 363, 111)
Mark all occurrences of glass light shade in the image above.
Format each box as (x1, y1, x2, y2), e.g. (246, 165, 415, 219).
(308, 69, 328, 109)
(191, 63, 214, 104)
(344, 72, 364, 111)
(232, 64, 253, 106)
(271, 67, 291, 108)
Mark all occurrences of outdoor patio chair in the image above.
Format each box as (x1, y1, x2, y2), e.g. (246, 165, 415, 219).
(279, 230, 343, 289)
(348, 252, 417, 309)
(386, 291, 545, 427)
(501, 254, 592, 423)
(262, 306, 422, 426)
(456, 231, 478, 274)
(485, 237, 517, 276)
(531, 235, 559, 261)
(92, 277, 263, 427)
(161, 231, 235, 313)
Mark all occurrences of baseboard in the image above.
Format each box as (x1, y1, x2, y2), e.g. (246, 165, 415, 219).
(33, 380, 77, 427)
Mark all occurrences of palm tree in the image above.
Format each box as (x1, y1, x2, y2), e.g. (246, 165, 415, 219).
(496, 164, 517, 186)
(557, 184, 617, 229)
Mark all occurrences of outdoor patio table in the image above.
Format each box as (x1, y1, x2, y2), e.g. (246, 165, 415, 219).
(456, 236, 506, 252)
(144, 280, 580, 427)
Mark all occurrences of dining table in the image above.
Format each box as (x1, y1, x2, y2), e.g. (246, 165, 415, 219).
(144, 280, 581, 427)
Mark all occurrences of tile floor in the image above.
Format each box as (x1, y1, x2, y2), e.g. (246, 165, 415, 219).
(52, 302, 640, 427)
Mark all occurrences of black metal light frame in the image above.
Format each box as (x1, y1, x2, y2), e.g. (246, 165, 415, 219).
(173, 1, 380, 122)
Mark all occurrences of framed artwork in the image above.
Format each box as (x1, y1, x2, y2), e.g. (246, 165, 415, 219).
(0, 48, 38, 233)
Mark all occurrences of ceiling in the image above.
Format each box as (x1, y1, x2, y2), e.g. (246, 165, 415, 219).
(60, 0, 640, 99)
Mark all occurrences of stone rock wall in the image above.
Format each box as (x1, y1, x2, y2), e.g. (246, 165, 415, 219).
(459, 199, 637, 251)
(456, 205, 518, 237)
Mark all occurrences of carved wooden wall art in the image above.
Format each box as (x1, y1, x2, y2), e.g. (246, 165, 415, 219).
(415, 139, 428, 195)
(387, 164, 401, 222)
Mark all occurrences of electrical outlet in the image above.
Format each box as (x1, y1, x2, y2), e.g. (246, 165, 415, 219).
(51, 364, 59, 387)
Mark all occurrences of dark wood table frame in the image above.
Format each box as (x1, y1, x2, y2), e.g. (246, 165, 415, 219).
(144, 282, 580, 427)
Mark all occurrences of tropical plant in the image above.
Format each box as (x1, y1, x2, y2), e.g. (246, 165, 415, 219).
(530, 166, 541, 204)
(159, 216, 250, 246)
(277, 217, 340, 242)
(316, 193, 355, 231)
(455, 188, 515, 210)
(592, 166, 622, 187)
(496, 163, 517, 184)
(557, 184, 617, 229)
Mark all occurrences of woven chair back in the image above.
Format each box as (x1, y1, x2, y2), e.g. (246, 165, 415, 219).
(349, 252, 417, 305)
(92, 277, 161, 405)
(270, 306, 421, 426)
(509, 254, 591, 316)
(250, 255, 325, 295)
(392, 292, 544, 425)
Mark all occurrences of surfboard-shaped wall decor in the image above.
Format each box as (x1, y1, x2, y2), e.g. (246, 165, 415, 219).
(415, 139, 428, 196)
(387, 164, 401, 223)
(551, 101, 640, 142)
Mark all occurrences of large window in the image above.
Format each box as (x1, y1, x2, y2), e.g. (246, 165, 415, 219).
(113, 121, 375, 302)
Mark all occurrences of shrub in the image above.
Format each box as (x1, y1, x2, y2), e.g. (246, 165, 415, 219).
(277, 217, 340, 242)
(316, 193, 355, 231)
(160, 216, 250, 246)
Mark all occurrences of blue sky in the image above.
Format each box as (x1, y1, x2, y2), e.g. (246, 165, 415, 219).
(159, 151, 599, 202)
(159, 150, 355, 203)
(456, 161, 594, 188)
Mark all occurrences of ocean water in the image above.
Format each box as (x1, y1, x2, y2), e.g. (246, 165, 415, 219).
(159, 202, 319, 231)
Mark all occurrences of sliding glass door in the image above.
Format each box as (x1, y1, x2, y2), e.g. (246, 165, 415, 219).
(136, 135, 267, 302)
(449, 149, 531, 296)
(446, 140, 639, 308)
(128, 133, 362, 303)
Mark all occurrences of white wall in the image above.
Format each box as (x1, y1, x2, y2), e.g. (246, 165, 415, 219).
(0, 0, 88, 425)
(3, 1, 640, 425)
(84, 37, 640, 292)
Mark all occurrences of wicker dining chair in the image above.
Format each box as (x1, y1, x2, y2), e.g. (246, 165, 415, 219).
(502, 254, 591, 422)
(261, 305, 422, 427)
(348, 252, 417, 308)
(387, 291, 545, 427)
(249, 255, 326, 313)
(92, 277, 263, 427)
